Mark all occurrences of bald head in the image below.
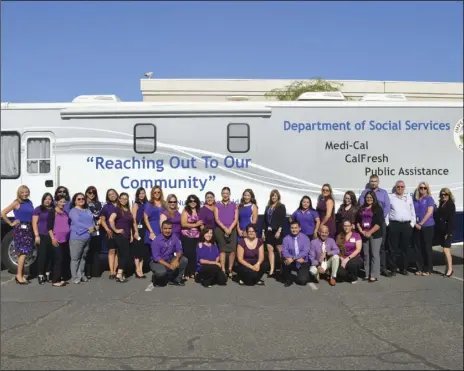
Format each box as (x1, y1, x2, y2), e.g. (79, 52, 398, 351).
(319, 225, 329, 241)
(395, 180, 405, 195)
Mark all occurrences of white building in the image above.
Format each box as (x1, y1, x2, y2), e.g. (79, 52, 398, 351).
(140, 78, 463, 102)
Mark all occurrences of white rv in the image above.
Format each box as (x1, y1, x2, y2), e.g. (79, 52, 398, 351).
(1, 93, 463, 273)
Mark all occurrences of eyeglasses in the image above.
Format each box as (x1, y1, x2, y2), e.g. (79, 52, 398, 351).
(76, 198, 85, 201)
(189, 200, 197, 203)
(396, 185, 405, 188)
(419, 186, 427, 190)
(322, 189, 330, 192)
(87, 190, 95, 194)
(440, 193, 449, 197)
(168, 201, 177, 204)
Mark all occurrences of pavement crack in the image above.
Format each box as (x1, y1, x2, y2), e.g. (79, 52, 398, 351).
(0, 300, 73, 335)
(186, 336, 201, 351)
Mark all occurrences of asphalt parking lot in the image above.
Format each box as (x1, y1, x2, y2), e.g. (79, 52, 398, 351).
(1, 245, 463, 370)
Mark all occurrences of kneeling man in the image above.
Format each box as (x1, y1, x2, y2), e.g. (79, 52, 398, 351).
(281, 221, 310, 287)
(150, 220, 187, 286)
(309, 225, 340, 286)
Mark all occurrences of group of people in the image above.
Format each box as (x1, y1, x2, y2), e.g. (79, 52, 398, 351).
(1, 174, 457, 288)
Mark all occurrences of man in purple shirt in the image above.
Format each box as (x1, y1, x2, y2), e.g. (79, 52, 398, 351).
(359, 175, 392, 277)
(281, 221, 310, 287)
(309, 225, 340, 286)
(150, 220, 187, 286)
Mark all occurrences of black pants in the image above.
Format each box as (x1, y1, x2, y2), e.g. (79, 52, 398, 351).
(37, 235, 53, 276)
(180, 235, 199, 277)
(197, 264, 227, 287)
(281, 262, 310, 285)
(52, 242, 67, 283)
(114, 234, 131, 272)
(85, 235, 102, 278)
(413, 226, 434, 273)
(236, 262, 268, 285)
(387, 221, 412, 271)
(337, 258, 362, 282)
(380, 221, 387, 272)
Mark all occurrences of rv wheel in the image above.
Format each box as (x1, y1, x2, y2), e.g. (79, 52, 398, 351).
(1, 231, 37, 274)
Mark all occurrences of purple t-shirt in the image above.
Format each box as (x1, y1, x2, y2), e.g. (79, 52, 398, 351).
(33, 206, 52, 236)
(164, 210, 181, 238)
(413, 196, 435, 227)
(343, 232, 361, 258)
(216, 201, 237, 228)
(115, 208, 134, 239)
(238, 238, 263, 264)
(291, 209, 319, 236)
(53, 212, 70, 243)
(196, 242, 220, 272)
(198, 206, 216, 229)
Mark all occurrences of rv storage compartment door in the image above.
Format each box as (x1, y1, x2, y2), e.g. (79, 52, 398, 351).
(21, 132, 56, 197)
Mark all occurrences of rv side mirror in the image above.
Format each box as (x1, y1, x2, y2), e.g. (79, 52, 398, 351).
(45, 180, 54, 187)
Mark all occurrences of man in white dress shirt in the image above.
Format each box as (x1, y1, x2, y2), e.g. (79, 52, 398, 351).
(386, 180, 416, 276)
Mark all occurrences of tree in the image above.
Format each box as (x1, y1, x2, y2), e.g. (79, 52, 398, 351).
(264, 78, 343, 101)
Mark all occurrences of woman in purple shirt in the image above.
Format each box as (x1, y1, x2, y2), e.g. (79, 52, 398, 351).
(181, 194, 202, 280)
(109, 192, 139, 283)
(47, 195, 70, 287)
(32, 192, 54, 284)
(317, 184, 336, 238)
(69, 193, 96, 284)
(336, 219, 363, 284)
(131, 187, 148, 279)
(160, 194, 182, 239)
(413, 182, 435, 276)
(236, 224, 266, 286)
(54, 186, 71, 214)
(85, 185, 103, 279)
(101, 189, 119, 279)
(195, 227, 227, 287)
(1, 185, 35, 285)
(143, 186, 166, 244)
(214, 187, 238, 278)
(335, 191, 359, 235)
(237, 189, 258, 242)
(291, 195, 320, 240)
(198, 191, 216, 230)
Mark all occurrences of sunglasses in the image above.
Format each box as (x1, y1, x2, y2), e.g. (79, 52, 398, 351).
(76, 198, 85, 201)
(168, 201, 177, 204)
(58, 190, 67, 194)
(189, 199, 197, 203)
(440, 193, 449, 197)
(322, 189, 330, 192)
(153, 191, 161, 194)
(87, 190, 95, 194)
(419, 186, 427, 190)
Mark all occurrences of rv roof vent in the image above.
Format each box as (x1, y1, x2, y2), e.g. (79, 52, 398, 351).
(226, 96, 250, 101)
(1, 102, 9, 109)
(361, 94, 407, 101)
(297, 91, 346, 101)
(72, 95, 122, 103)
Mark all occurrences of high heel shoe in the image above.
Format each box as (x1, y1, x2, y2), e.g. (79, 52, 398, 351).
(15, 277, 29, 285)
(37, 276, 45, 285)
(444, 270, 454, 278)
(135, 273, 146, 279)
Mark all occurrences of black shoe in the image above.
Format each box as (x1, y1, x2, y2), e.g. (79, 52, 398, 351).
(37, 276, 45, 285)
(444, 270, 454, 278)
(389, 270, 397, 276)
(284, 281, 292, 287)
(168, 280, 185, 286)
(115, 276, 128, 283)
(15, 277, 29, 285)
(399, 270, 409, 276)
(381, 270, 392, 277)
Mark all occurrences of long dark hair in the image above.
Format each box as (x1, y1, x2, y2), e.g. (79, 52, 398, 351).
(54, 186, 70, 201)
(134, 187, 148, 205)
(337, 191, 358, 213)
(117, 192, 130, 211)
(362, 190, 381, 214)
(239, 188, 257, 209)
(85, 186, 99, 202)
(267, 189, 282, 209)
(184, 194, 201, 214)
(199, 226, 215, 244)
(70, 192, 88, 209)
(298, 195, 314, 211)
(105, 188, 119, 204)
(40, 192, 54, 211)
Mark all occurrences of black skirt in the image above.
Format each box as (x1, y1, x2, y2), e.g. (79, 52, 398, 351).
(131, 226, 147, 259)
(265, 229, 283, 247)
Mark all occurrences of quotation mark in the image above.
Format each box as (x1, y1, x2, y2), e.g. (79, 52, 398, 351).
(209, 175, 216, 181)
(87, 157, 94, 163)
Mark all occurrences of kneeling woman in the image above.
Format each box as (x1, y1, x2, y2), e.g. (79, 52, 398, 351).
(336, 219, 363, 284)
(109, 193, 139, 283)
(236, 224, 267, 286)
(195, 227, 228, 287)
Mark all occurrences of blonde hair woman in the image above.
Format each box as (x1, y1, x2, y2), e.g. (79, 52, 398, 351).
(143, 186, 166, 244)
(1, 185, 35, 284)
(434, 188, 456, 277)
(412, 181, 436, 276)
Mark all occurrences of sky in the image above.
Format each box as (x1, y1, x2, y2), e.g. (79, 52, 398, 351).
(1, 1, 463, 102)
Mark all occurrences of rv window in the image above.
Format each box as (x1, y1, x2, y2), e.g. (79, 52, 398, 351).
(227, 123, 250, 153)
(1, 132, 20, 179)
(134, 124, 157, 154)
(27, 138, 51, 174)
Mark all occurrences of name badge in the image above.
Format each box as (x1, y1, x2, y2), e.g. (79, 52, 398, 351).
(20, 224, 28, 230)
(137, 223, 143, 229)
(363, 223, 370, 227)
(267, 226, 273, 231)
(321, 260, 328, 270)
(173, 252, 177, 257)
(416, 216, 420, 223)
(349, 238, 356, 243)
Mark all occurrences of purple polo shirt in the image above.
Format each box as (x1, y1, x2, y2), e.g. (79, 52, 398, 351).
(359, 188, 390, 218)
(198, 206, 216, 229)
(196, 242, 220, 272)
(413, 196, 435, 227)
(343, 232, 361, 258)
(33, 206, 51, 236)
(291, 209, 319, 236)
(216, 201, 237, 228)
(151, 234, 182, 262)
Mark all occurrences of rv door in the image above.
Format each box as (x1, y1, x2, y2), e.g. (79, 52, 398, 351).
(21, 132, 56, 199)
